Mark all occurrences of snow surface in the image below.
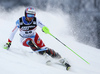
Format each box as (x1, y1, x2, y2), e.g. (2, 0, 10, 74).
(0, 7, 100, 74)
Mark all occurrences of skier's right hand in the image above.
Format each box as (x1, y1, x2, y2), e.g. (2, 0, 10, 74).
(4, 42, 11, 50)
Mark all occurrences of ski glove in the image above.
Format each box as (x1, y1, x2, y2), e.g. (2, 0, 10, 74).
(42, 26, 50, 34)
(4, 42, 11, 50)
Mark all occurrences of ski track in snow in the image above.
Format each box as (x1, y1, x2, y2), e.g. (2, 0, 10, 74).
(0, 7, 100, 74)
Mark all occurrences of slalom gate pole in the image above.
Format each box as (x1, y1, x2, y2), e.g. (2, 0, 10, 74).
(48, 32, 90, 64)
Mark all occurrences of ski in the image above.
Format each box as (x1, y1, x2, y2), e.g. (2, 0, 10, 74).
(46, 59, 71, 71)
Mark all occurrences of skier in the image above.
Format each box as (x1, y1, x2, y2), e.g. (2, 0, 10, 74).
(4, 7, 71, 70)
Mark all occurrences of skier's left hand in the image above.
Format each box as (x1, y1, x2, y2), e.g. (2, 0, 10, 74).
(42, 26, 50, 34)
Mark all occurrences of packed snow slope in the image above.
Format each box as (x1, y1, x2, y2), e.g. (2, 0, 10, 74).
(0, 7, 100, 74)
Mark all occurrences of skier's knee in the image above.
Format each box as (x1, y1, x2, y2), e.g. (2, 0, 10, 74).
(27, 40, 40, 51)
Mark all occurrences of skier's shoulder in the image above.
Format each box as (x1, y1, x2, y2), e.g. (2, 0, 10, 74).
(33, 16, 37, 21)
(16, 16, 25, 28)
(19, 16, 25, 22)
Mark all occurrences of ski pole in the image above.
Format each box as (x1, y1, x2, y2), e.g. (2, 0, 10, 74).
(48, 32, 90, 64)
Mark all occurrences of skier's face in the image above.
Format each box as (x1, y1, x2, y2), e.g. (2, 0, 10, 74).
(26, 14, 35, 22)
(26, 17, 33, 22)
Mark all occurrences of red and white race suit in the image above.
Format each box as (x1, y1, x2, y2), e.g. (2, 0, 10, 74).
(8, 16, 46, 49)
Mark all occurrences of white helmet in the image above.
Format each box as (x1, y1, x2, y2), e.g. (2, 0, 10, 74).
(25, 7, 36, 17)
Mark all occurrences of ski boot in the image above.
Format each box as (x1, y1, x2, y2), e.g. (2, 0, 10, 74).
(59, 58, 71, 70)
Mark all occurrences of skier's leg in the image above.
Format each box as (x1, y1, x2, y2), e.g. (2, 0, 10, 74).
(22, 38, 32, 47)
(21, 36, 71, 70)
(20, 33, 61, 58)
(44, 47, 71, 70)
(44, 47, 61, 58)
(20, 33, 46, 52)
(21, 37, 40, 51)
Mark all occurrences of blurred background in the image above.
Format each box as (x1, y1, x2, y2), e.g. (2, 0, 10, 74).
(0, 0, 100, 49)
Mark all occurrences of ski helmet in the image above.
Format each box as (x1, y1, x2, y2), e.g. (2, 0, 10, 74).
(25, 7, 36, 18)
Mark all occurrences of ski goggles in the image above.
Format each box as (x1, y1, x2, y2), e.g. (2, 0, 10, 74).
(27, 14, 35, 18)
